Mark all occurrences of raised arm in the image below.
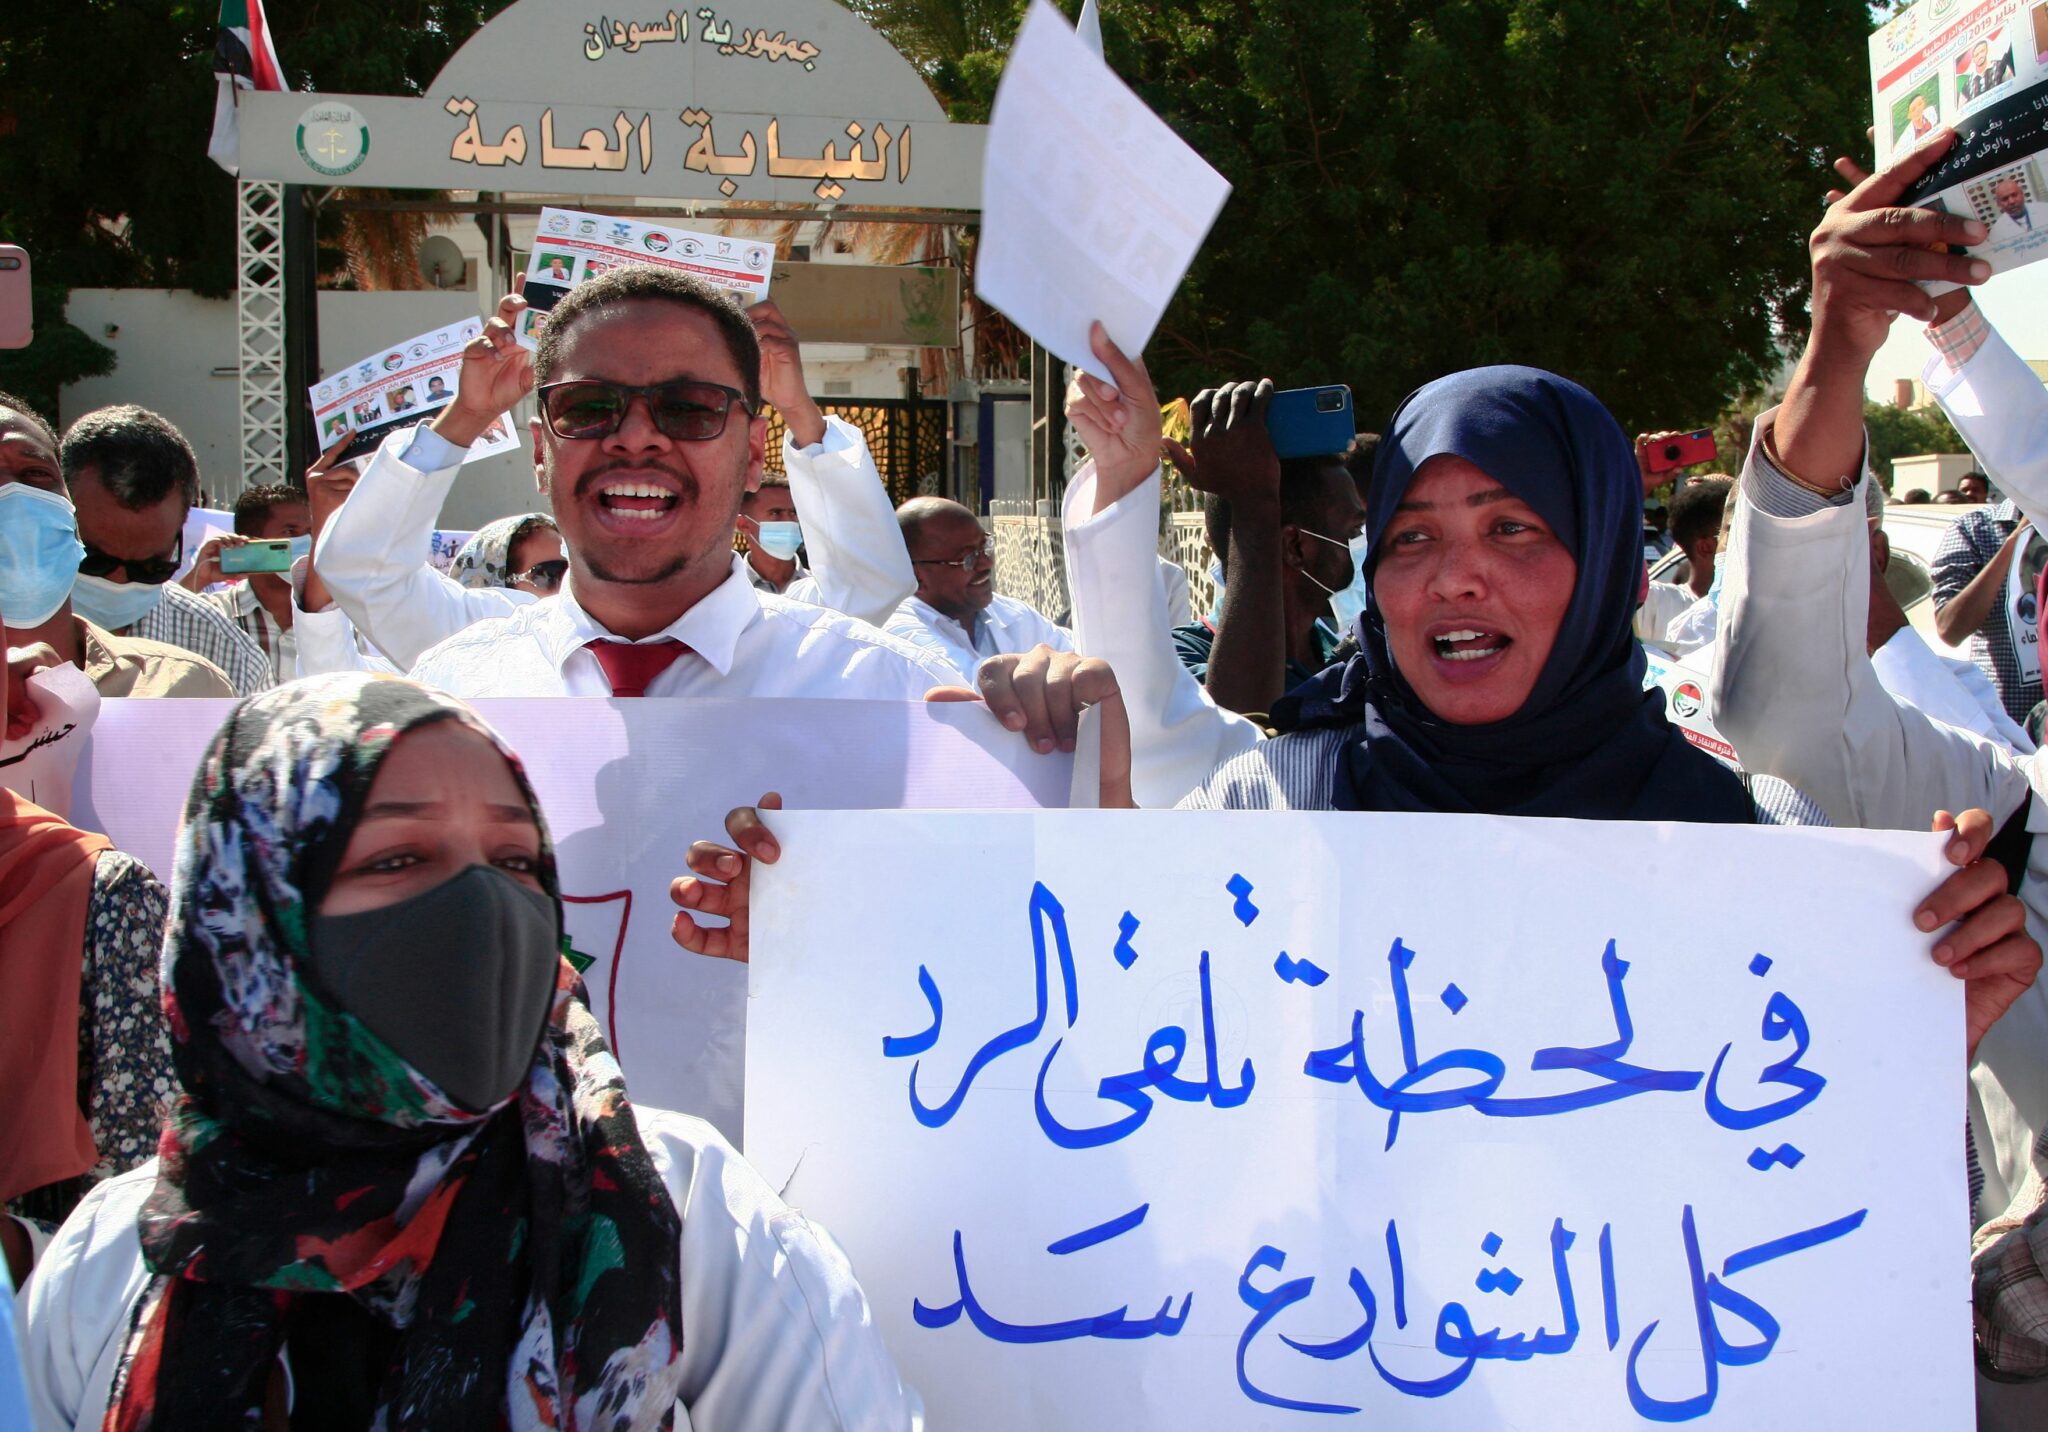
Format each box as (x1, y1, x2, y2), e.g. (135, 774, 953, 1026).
(314, 296, 534, 669)
(1165, 380, 1290, 716)
(1711, 130, 2031, 829)
(1060, 326, 1260, 806)
(751, 302, 916, 627)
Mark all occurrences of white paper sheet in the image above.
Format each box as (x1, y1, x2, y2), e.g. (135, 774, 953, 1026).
(76, 697, 1072, 1145)
(749, 809, 1970, 1430)
(976, 0, 1230, 384)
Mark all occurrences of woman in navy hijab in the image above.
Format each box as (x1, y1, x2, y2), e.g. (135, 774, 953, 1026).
(1190, 365, 1770, 822)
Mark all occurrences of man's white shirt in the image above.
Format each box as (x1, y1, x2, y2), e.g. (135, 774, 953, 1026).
(883, 593, 1074, 684)
(409, 554, 958, 699)
(313, 416, 912, 670)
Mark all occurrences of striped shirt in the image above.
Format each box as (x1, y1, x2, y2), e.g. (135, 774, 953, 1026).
(127, 582, 274, 695)
(1932, 500, 2038, 726)
(199, 581, 296, 687)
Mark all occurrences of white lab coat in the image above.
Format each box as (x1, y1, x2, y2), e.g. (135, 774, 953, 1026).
(317, 417, 913, 670)
(1059, 462, 1261, 809)
(1711, 403, 2048, 1232)
(15, 1106, 921, 1432)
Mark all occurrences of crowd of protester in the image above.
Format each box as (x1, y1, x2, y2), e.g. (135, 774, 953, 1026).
(8, 126, 2048, 1428)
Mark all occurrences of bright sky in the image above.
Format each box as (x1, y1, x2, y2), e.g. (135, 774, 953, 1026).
(1865, 263, 2048, 400)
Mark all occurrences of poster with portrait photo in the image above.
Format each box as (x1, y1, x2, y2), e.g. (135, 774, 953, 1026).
(306, 317, 518, 467)
(1892, 74, 1944, 147)
(1873, 0, 2048, 282)
(516, 206, 773, 349)
(1954, 28, 2019, 108)
(1964, 160, 2048, 251)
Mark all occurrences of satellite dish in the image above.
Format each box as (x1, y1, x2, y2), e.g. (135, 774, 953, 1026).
(417, 235, 467, 290)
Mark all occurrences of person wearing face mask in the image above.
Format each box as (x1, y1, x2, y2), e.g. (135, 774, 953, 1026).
(192, 484, 313, 686)
(18, 673, 921, 1430)
(1159, 380, 1366, 720)
(736, 474, 809, 592)
(56, 406, 272, 695)
(0, 396, 234, 699)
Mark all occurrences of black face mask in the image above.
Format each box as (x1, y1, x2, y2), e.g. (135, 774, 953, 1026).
(306, 865, 561, 1112)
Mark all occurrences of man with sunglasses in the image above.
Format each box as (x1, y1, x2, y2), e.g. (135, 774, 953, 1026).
(883, 497, 1073, 685)
(57, 406, 271, 695)
(381, 270, 955, 700)
(0, 395, 236, 699)
(313, 291, 915, 672)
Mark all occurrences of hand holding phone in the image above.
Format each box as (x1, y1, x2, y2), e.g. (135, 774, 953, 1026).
(219, 537, 308, 575)
(1640, 429, 1717, 474)
(1265, 385, 1354, 460)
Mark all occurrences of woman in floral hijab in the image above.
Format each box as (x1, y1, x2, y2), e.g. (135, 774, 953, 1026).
(450, 513, 562, 594)
(104, 672, 684, 1430)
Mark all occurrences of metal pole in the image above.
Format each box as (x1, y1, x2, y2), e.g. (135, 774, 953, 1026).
(282, 185, 320, 485)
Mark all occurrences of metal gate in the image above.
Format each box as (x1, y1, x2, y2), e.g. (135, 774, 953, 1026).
(762, 397, 948, 504)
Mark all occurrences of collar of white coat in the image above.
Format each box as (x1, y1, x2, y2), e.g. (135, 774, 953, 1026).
(544, 553, 758, 676)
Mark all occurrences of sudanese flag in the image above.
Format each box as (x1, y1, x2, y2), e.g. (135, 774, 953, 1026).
(206, 0, 284, 176)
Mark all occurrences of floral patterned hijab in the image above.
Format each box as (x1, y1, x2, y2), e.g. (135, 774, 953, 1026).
(107, 672, 684, 1432)
(450, 513, 556, 590)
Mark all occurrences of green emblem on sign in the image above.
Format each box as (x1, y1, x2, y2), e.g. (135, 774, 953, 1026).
(295, 102, 370, 177)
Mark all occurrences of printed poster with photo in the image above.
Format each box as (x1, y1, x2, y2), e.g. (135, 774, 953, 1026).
(1871, 0, 2048, 282)
(308, 318, 522, 466)
(516, 206, 775, 348)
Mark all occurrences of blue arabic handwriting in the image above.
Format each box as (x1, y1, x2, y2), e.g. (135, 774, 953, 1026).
(1703, 991, 1826, 1130)
(1624, 1205, 1865, 1421)
(914, 1207, 1193, 1344)
(1220, 1204, 1867, 1419)
(1305, 938, 1821, 1149)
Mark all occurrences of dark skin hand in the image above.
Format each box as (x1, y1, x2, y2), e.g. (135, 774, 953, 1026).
(1163, 380, 1292, 715)
(1775, 131, 1990, 491)
(298, 433, 361, 616)
(671, 650, 1136, 964)
(1920, 808, 2043, 1063)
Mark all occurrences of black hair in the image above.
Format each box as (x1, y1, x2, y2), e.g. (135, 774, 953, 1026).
(60, 404, 199, 509)
(532, 267, 762, 408)
(0, 389, 57, 450)
(1668, 476, 1734, 549)
(232, 483, 305, 536)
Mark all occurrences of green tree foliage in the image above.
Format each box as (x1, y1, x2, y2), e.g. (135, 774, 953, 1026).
(864, 0, 1879, 433)
(1109, 0, 1876, 431)
(1865, 399, 1967, 489)
(0, 0, 517, 298)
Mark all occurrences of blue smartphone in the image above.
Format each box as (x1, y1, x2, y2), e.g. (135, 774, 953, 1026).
(1265, 385, 1354, 460)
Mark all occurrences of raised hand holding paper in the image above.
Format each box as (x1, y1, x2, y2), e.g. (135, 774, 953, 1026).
(1872, 0, 2048, 282)
(307, 318, 520, 465)
(518, 205, 775, 347)
(976, 0, 1230, 386)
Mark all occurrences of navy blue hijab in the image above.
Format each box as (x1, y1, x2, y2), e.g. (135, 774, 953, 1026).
(1270, 366, 1753, 822)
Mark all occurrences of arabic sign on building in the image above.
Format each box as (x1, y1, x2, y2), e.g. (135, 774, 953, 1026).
(747, 810, 1970, 1430)
(237, 0, 985, 207)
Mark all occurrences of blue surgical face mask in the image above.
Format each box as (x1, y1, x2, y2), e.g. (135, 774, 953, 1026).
(1206, 557, 1227, 624)
(753, 521, 803, 561)
(287, 534, 312, 560)
(1301, 529, 1369, 640)
(70, 571, 165, 632)
(0, 484, 86, 627)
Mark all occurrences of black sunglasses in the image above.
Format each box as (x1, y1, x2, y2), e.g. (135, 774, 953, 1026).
(79, 532, 184, 585)
(535, 378, 754, 442)
(516, 558, 568, 591)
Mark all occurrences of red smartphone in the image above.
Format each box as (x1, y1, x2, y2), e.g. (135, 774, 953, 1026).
(0, 246, 29, 350)
(1645, 429, 1716, 473)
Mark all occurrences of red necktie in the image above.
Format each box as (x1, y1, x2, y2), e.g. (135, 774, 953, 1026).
(587, 638, 688, 697)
